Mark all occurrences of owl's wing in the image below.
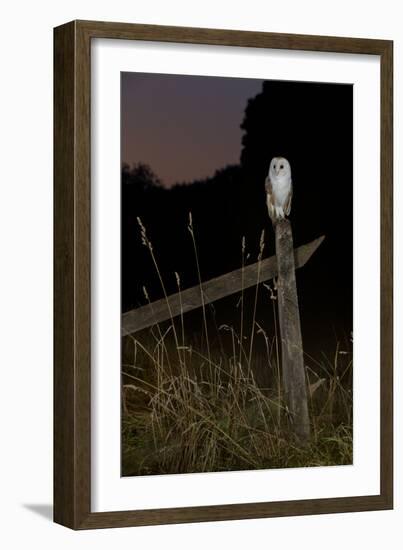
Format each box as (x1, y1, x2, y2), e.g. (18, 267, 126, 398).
(284, 185, 293, 216)
(265, 177, 276, 221)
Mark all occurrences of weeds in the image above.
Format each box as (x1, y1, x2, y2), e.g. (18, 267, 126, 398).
(122, 216, 353, 476)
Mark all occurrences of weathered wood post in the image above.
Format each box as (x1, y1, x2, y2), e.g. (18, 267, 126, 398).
(275, 219, 310, 443)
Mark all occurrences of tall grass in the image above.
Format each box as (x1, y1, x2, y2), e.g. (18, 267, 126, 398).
(122, 217, 353, 476)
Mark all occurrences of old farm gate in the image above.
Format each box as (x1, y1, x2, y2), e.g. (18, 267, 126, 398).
(123, 222, 324, 442)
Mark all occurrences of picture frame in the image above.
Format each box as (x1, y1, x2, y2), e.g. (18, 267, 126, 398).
(54, 20, 393, 529)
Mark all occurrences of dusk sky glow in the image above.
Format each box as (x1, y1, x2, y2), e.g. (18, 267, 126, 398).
(121, 72, 263, 187)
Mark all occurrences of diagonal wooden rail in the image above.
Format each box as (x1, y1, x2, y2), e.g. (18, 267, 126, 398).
(122, 235, 324, 335)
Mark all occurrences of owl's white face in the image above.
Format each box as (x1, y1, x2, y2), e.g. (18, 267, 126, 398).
(269, 157, 291, 181)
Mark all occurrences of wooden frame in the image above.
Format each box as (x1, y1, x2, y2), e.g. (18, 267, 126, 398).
(54, 20, 393, 530)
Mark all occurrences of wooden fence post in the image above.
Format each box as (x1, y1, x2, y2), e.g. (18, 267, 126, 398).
(275, 219, 311, 443)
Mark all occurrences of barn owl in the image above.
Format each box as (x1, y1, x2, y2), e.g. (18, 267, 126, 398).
(265, 157, 293, 223)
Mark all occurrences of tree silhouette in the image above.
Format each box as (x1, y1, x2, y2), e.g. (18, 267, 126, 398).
(239, 80, 353, 351)
(122, 162, 162, 189)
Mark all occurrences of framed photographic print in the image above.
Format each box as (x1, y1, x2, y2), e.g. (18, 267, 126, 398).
(54, 20, 393, 529)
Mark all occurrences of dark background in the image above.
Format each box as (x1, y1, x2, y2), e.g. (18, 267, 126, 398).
(121, 74, 353, 362)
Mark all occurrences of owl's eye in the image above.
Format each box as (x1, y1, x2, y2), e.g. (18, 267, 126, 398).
(273, 164, 276, 169)
(280, 164, 284, 169)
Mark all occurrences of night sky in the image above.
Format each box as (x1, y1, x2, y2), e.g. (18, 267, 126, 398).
(121, 72, 262, 186)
